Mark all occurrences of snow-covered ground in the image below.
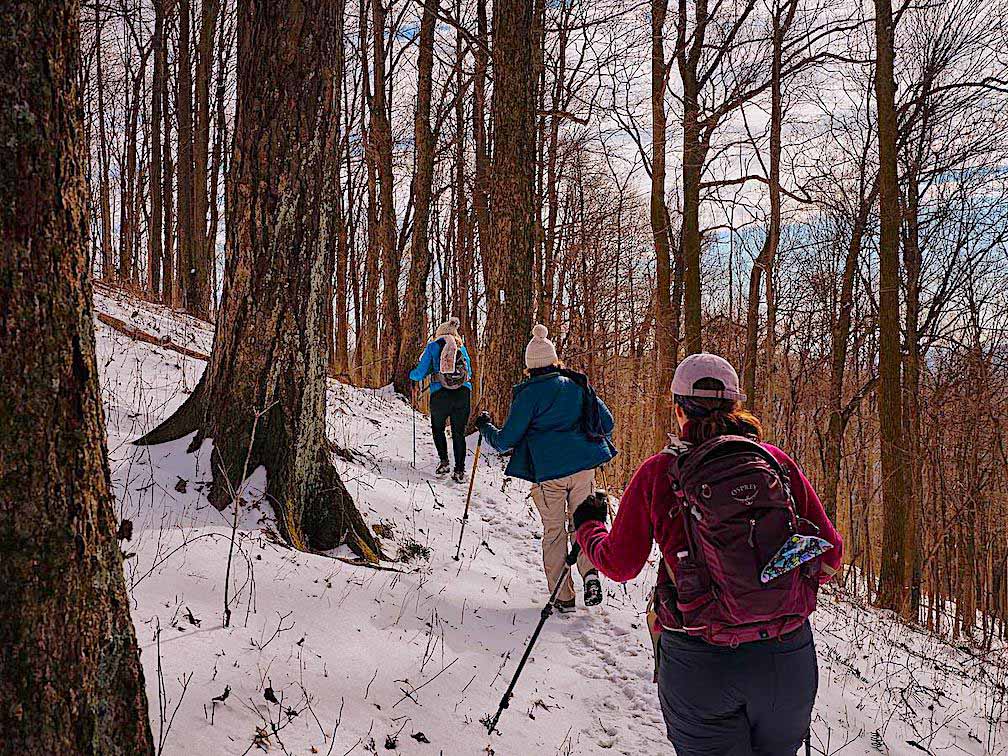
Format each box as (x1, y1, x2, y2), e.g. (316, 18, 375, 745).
(95, 288, 1008, 755)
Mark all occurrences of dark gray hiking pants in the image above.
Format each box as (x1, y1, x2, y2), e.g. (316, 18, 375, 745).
(657, 622, 816, 756)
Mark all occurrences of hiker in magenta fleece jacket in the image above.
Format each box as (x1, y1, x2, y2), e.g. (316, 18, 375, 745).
(573, 353, 842, 756)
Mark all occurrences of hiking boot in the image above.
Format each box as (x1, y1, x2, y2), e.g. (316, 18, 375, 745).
(452, 468, 466, 484)
(583, 571, 603, 607)
(555, 598, 576, 614)
(436, 461, 451, 475)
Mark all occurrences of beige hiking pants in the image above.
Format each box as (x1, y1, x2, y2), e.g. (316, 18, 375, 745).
(530, 468, 598, 603)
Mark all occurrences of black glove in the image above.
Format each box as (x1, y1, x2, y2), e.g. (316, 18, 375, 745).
(474, 411, 492, 429)
(573, 490, 608, 531)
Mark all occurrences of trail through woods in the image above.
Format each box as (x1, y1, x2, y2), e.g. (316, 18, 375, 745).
(99, 289, 1007, 755)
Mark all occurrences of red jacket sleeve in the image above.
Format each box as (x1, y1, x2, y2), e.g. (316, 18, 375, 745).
(576, 455, 662, 582)
(765, 444, 844, 583)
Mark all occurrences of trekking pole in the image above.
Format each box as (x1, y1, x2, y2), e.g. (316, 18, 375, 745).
(453, 435, 482, 561)
(410, 384, 417, 469)
(485, 491, 605, 735)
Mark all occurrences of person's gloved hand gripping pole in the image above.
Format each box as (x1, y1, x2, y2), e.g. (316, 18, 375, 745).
(572, 491, 608, 531)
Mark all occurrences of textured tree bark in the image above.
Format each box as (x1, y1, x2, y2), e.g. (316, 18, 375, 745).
(651, 0, 677, 449)
(0, 2, 154, 751)
(119, 58, 147, 287)
(394, 0, 438, 395)
(136, 0, 383, 561)
(821, 187, 874, 522)
(452, 2, 474, 342)
(192, 0, 220, 316)
(472, 0, 491, 319)
(149, 0, 167, 299)
(324, 0, 348, 376)
(676, 0, 707, 356)
(206, 0, 230, 316)
(873, 0, 910, 614)
(481, 0, 537, 421)
(743, 0, 794, 425)
(95, 3, 115, 281)
(371, 0, 401, 382)
(176, 0, 196, 312)
(161, 0, 177, 306)
(902, 170, 923, 618)
(355, 0, 380, 384)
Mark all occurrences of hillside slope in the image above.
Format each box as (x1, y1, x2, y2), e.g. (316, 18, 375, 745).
(96, 289, 1006, 755)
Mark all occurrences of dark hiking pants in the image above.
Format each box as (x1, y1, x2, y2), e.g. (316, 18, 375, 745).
(657, 622, 816, 756)
(429, 386, 471, 472)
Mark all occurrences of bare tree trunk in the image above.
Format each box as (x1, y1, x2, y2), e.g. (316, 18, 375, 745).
(0, 2, 154, 749)
(902, 169, 923, 618)
(394, 0, 437, 395)
(95, 4, 114, 281)
(743, 0, 794, 424)
(821, 188, 874, 522)
(176, 0, 196, 312)
(356, 0, 380, 383)
(192, 0, 220, 316)
(452, 2, 473, 342)
(651, 0, 676, 449)
(149, 0, 167, 299)
(326, 0, 349, 376)
(206, 0, 230, 315)
(481, 0, 537, 420)
(371, 0, 400, 382)
(677, 0, 706, 356)
(472, 0, 490, 311)
(161, 0, 177, 306)
(136, 0, 383, 561)
(873, 0, 910, 614)
(119, 57, 147, 287)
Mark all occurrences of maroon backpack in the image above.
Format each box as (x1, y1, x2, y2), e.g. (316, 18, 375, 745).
(654, 435, 821, 645)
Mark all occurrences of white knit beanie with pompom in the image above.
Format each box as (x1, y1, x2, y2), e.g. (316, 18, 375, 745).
(524, 324, 559, 369)
(435, 316, 461, 339)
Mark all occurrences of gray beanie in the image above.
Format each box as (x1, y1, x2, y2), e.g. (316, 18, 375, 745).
(525, 324, 559, 369)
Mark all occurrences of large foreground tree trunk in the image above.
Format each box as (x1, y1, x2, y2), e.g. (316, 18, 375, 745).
(481, 0, 537, 420)
(136, 0, 382, 562)
(0, 2, 154, 751)
(873, 0, 910, 613)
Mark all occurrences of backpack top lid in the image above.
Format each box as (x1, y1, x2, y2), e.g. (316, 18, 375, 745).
(671, 434, 790, 495)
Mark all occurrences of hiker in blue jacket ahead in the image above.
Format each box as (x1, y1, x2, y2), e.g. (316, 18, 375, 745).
(409, 317, 473, 483)
(475, 324, 617, 611)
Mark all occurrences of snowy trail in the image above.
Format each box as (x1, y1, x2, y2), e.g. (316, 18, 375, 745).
(96, 288, 1007, 756)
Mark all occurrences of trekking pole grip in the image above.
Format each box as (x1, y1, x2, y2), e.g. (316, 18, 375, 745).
(565, 489, 605, 566)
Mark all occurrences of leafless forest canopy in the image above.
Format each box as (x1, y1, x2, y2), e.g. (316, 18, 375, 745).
(83, 0, 1008, 643)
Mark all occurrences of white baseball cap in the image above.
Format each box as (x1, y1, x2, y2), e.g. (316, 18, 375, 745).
(671, 353, 747, 402)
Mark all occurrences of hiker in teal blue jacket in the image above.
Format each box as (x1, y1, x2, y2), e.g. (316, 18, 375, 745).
(475, 325, 617, 611)
(409, 317, 473, 483)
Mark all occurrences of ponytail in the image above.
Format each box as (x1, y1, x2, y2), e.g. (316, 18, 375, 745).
(675, 378, 762, 444)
